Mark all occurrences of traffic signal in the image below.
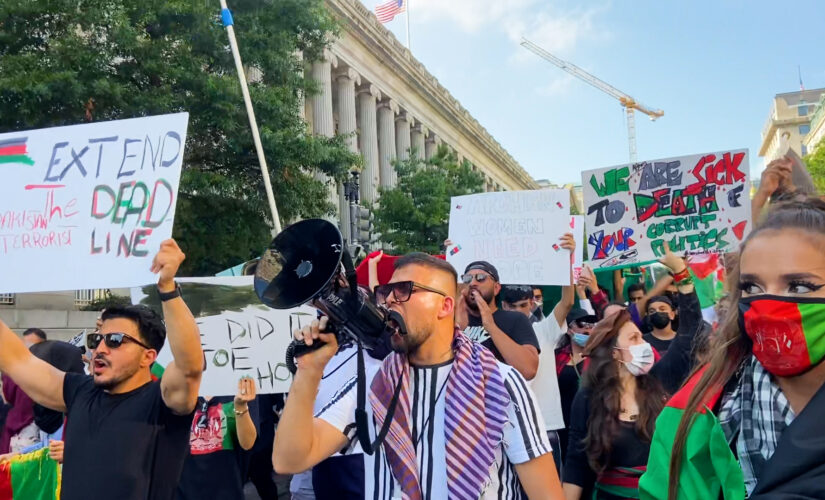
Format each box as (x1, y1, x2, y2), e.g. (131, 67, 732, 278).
(356, 206, 373, 248)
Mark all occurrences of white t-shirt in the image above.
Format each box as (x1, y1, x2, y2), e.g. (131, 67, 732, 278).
(289, 345, 387, 498)
(317, 360, 551, 500)
(529, 314, 567, 431)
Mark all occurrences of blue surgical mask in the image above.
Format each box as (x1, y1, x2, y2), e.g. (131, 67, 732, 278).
(572, 333, 590, 347)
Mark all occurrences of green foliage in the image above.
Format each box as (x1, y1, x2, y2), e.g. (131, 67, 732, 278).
(372, 145, 485, 254)
(803, 145, 825, 193)
(0, 0, 360, 276)
(79, 290, 132, 311)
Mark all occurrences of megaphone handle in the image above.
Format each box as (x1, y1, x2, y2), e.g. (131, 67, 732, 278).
(285, 338, 329, 374)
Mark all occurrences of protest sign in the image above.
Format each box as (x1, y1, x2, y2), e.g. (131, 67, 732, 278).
(132, 276, 315, 396)
(582, 149, 751, 269)
(0, 113, 188, 293)
(447, 190, 571, 285)
(570, 215, 584, 283)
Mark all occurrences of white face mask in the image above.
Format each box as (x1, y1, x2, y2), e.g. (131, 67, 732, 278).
(615, 342, 654, 377)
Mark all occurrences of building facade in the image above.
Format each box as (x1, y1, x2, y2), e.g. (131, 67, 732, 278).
(803, 93, 825, 155)
(311, 0, 538, 243)
(759, 88, 825, 163)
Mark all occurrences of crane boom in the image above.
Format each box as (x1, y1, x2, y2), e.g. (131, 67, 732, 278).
(520, 38, 663, 119)
(520, 37, 663, 161)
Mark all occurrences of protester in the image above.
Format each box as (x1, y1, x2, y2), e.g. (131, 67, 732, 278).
(502, 233, 575, 475)
(177, 377, 258, 500)
(456, 260, 541, 379)
(640, 197, 825, 499)
(0, 374, 38, 454)
(642, 295, 678, 355)
(247, 394, 280, 500)
(627, 283, 646, 305)
(562, 243, 702, 499)
(501, 285, 540, 321)
(22, 328, 47, 348)
(28, 339, 85, 445)
(0, 239, 203, 500)
(273, 253, 563, 498)
(532, 286, 546, 322)
(554, 307, 597, 463)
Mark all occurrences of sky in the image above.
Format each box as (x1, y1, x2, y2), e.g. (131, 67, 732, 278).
(372, 0, 825, 185)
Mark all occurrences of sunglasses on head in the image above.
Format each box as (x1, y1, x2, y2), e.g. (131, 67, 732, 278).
(575, 321, 595, 329)
(374, 280, 448, 305)
(461, 273, 492, 284)
(86, 332, 152, 351)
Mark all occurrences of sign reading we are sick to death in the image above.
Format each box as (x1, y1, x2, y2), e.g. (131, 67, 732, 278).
(133, 276, 317, 396)
(0, 113, 188, 293)
(447, 190, 572, 286)
(582, 149, 752, 269)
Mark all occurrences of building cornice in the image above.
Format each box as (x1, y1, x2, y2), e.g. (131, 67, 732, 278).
(325, 0, 538, 190)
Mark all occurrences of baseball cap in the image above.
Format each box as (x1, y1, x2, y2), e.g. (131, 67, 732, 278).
(566, 308, 598, 326)
(464, 261, 500, 282)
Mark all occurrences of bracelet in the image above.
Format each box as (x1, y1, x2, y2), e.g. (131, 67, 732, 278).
(234, 406, 249, 416)
(671, 268, 690, 282)
(675, 276, 693, 287)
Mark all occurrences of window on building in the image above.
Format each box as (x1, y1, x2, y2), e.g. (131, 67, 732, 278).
(0, 294, 15, 305)
(74, 289, 107, 307)
(799, 124, 811, 136)
(802, 144, 808, 156)
(798, 104, 808, 116)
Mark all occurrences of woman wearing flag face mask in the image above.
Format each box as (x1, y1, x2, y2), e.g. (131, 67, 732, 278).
(640, 197, 825, 500)
(562, 243, 702, 500)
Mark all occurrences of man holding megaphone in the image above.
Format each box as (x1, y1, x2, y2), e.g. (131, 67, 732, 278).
(271, 250, 563, 499)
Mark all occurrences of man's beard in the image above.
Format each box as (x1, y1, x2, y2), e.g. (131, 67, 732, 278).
(467, 288, 494, 312)
(390, 327, 429, 355)
(93, 361, 140, 390)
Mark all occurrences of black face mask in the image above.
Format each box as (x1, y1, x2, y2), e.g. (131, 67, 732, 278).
(648, 312, 671, 329)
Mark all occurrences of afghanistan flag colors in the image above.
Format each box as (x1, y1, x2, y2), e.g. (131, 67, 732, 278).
(0, 448, 61, 500)
(0, 138, 34, 166)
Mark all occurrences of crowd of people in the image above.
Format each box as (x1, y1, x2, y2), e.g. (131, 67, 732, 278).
(0, 160, 822, 499)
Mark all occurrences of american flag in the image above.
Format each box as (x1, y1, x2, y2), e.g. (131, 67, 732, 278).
(375, 0, 405, 23)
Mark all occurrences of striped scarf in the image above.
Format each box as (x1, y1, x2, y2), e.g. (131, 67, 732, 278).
(369, 329, 510, 500)
(595, 465, 646, 499)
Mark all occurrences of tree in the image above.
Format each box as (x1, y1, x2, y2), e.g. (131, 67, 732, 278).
(804, 145, 825, 193)
(0, 0, 360, 276)
(372, 146, 485, 254)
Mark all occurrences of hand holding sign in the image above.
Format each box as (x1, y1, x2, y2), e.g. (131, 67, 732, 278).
(151, 239, 185, 291)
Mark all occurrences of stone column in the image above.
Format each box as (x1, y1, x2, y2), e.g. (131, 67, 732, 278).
(357, 85, 382, 204)
(377, 99, 399, 189)
(410, 123, 426, 161)
(310, 54, 338, 212)
(395, 112, 411, 163)
(335, 67, 360, 243)
(425, 133, 438, 160)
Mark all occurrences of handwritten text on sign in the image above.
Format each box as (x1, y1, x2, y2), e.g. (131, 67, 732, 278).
(133, 277, 316, 396)
(0, 113, 188, 293)
(447, 190, 571, 285)
(581, 149, 751, 268)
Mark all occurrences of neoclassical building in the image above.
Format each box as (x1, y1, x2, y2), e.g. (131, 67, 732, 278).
(306, 0, 538, 242)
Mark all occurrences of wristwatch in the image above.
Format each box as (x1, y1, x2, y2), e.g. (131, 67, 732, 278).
(158, 283, 182, 302)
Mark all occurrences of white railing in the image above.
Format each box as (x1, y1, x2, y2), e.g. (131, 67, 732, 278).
(0, 293, 15, 305)
(74, 289, 107, 307)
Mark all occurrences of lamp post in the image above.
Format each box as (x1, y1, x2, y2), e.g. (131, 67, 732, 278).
(344, 170, 361, 251)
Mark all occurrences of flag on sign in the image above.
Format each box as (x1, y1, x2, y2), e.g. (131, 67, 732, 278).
(375, 0, 405, 23)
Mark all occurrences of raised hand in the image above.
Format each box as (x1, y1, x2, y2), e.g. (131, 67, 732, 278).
(150, 239, 186, 291)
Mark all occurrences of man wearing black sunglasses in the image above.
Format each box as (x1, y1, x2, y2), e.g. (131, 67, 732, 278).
(0, 239, 203, 500)
(456, 261, 540, 380)
(273, 253, 563, 499)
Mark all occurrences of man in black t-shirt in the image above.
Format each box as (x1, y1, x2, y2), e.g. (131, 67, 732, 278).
(642, 295, 677, 355)
(0, 239, 203, 500)
(457, 261, 540, 380)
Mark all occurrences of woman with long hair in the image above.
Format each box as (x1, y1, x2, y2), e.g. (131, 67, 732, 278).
(639, 197, 825, 500)
(562, 246, 703, 499)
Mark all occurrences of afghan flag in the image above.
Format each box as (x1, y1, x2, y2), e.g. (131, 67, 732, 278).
(0, 137, 35, 166)
(0, 448, 61, 500)
(639, 368, 745, 500)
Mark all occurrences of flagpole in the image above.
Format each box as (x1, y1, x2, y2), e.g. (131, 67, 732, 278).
(405, 0, 411, 49)
(219, 0, 283, 235)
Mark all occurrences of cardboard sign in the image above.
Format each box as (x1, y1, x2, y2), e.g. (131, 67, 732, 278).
(0, 113, 188, 293)
(132, 276, 316, 396)
(447, 190, 572, 285)
(581, 150, 752, 269)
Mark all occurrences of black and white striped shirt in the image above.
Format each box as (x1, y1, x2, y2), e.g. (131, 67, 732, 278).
(317, 360, 551, 499)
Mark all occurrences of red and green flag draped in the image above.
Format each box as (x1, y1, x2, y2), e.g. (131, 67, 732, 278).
(0, 448, 61, 500)
(688, 254, 725, 310)
(639, 368, 745, 500)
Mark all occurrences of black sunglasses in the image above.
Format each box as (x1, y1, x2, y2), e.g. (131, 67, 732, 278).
(461, 273, 491, 284)
(87, 332, 152, 351)
(374, 281, 448, 305)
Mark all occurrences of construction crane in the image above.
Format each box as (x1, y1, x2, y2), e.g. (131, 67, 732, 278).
(520, 37, 663, 163)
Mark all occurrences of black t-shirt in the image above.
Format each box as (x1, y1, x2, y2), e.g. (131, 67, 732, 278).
(177, 396, 259, 500)
(643, 332, 673, 356)
(464, 309, 540, 361)
(62, 374, 193, 500)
